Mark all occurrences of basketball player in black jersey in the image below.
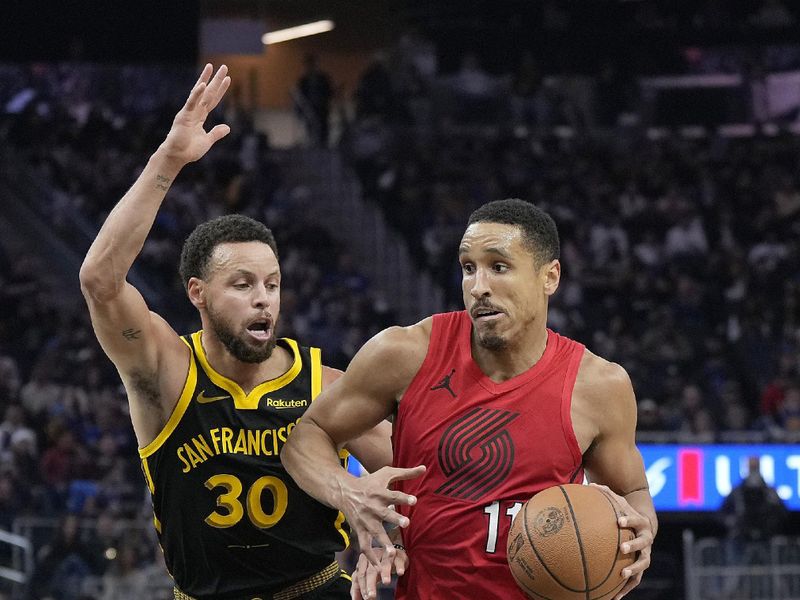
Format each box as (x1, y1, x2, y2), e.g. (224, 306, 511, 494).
(79, 64, 391, 599)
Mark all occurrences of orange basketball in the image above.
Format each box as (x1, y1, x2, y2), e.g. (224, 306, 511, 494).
(506, 484, 635, 600)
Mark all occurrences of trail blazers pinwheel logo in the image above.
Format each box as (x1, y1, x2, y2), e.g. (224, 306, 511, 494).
(435, 407, 519, 500)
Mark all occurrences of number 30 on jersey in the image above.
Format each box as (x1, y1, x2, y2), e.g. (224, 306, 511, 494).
(204, 474, 288, 529)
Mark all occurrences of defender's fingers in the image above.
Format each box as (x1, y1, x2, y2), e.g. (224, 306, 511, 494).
(184, 82, 207, 112)
(380, 506, 411, 529)
(367, 563, 381, 598)
(385, 465, 427, 484)
(395, 552, 407, 576)
(207, 76, 231, 112)
(359, 532, 381, 568)
(194, 63, 213, 87)
(379, 550, 394, 585)
(204, 66, 230, 107)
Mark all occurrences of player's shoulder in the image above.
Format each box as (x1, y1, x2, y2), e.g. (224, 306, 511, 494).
(371, 317, 433, 353)
(575, 348, 634, 404)
(344, 317, 433, 381)
(321, 365, 343, 388)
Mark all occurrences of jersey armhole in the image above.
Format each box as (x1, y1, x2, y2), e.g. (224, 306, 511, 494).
(560, 344, 586, 470)
(397, 314, 446, 410)
(138, 337, 198, 458)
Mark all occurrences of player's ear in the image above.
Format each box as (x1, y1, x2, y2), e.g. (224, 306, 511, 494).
(543, 260, 560, 296)
(187, 277, 206, 308)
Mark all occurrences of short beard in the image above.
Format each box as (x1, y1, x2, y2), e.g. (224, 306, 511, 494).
(207, 306, 276, 364)
(476, 331, 507, 351)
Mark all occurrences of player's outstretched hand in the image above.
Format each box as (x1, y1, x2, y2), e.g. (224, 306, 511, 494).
(340, 465, 425, 568)
(590, 484, 653, 600)
(160, 63, 231, 166)
(350, 543, 408, 600)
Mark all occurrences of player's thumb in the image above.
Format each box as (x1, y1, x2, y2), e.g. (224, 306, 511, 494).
(209, 124, 231, 143)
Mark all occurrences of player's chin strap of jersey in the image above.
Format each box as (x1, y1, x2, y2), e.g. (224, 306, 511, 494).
(173, 560, 342, 600)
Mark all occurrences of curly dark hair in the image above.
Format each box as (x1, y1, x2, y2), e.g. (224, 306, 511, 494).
(467, 198, 560, 265)
(179, 215, 279, 288)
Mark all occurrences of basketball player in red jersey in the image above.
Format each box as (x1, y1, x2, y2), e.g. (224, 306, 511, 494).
(283, 199, 657, 600)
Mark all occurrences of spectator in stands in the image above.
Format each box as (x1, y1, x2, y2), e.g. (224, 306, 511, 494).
(510, 52, 549, 129)
(84, 509, 120, 576)
(40, 430, 89, 510)
(446, 53, 503, 122)
(100, 541, 150, 600)
(0, 405, 35, 458)
(0, 356, 21, 404)
(19, 364, 62, 419)
(355, 53, 396, 120)
(773, 386, 800, 441)
(637, 398, 667, 433)
(748, 0, 796, 28)
(721, 456, 788, 564)
(296, 54, 333, 146)
(31, 514, 93, 600)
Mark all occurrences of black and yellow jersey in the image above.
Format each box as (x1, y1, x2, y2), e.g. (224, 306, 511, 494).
(139, 332, 349, 599)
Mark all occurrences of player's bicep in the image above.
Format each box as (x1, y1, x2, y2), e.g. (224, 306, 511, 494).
(304, 327, 421, 446)
(320, 366, 393, 471)
(304, 371, 394, 447)
(84, 281, 180, 376)
(583, 366, 648, 495)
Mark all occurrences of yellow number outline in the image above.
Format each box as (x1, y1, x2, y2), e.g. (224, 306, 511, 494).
(204, 474, 288, 529)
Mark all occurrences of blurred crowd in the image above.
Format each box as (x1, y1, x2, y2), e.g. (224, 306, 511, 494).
(0, 27, 799, 595)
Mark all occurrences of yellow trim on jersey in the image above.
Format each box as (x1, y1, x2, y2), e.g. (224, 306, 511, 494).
(153, 514, 162, 534)
(141, 457, 155, 494)
(334, 509, 350, 548)
(139, 338, 198, 458)
(310, 346, 322, 400)
(340, 571, 352, 582)
(191, 331, 303, 410)
(309, 345, 349, 548)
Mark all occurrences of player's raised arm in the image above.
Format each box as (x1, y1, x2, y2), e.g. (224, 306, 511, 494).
(79, 64, 231, 446)
(282, 323, 429, 566)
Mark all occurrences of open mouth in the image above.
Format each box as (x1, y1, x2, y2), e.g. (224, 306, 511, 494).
(246, 318, 273, 342)
(472, 307, 504, 321)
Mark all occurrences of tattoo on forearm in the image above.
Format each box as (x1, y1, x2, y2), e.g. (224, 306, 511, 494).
(122, 328, 142, 341)
(155, 174, 171, 191)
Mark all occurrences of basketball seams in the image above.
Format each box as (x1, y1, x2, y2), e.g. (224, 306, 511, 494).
(521, 490, 587, 594)
(510, 485, 630, 599)
(586, 490, 626, 592)
(559, 485, 591, 600)
(518, 501, 569, 600)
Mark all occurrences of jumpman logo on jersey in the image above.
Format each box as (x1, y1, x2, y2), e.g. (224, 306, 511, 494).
(430, 369, 457, 398)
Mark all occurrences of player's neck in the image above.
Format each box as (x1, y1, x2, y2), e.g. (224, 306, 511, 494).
(201, 334, 293, 394)
(471, 325, 548, 383)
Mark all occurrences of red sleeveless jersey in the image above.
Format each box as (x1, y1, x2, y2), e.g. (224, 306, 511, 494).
(393, 311, 586, 599)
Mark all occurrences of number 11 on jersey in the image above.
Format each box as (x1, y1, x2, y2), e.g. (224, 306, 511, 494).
(484, 500, 522, 553)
